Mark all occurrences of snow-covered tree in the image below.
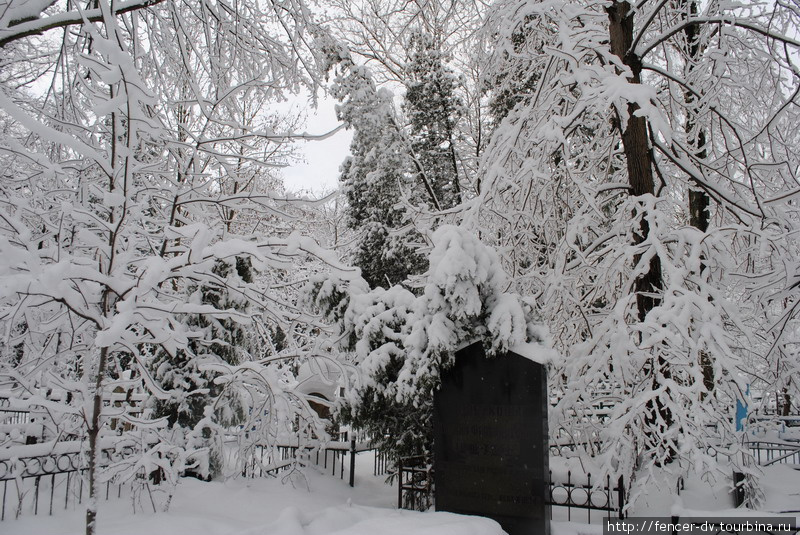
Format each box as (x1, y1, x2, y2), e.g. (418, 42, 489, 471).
(324, 43, 429, 289)
(324, 0, 487, 194)
(318, 27, 477, 459)
(476, 0, 800, 505)
(304, 225, 551, 468)
(404, 30, 464, 210)
(482, 10, 553, 126)
(0, 1, 354, 533)
(149, 256, 255, 478)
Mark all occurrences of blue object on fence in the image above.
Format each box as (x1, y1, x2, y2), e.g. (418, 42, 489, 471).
(736, 384, 750, 432)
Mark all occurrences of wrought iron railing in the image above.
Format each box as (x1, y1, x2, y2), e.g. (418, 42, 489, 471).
(0, 443, 154, 521)
(397, 459, 626, 523)
(748, 441, 800, 466)
(548, 471, 625, 522)
(241, 439, 372, 487)
(397, 455, 433, 512)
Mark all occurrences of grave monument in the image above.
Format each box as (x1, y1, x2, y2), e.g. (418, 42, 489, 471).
(433, 342, 550, 535)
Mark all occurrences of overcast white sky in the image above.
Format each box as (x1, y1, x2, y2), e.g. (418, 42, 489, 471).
(279, 96, 352, 194)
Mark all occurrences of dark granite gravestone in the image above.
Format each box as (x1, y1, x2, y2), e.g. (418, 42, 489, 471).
(433, 342, 549, 535)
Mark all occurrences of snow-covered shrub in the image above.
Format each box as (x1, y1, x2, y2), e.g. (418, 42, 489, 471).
(304, 225, 551, 466)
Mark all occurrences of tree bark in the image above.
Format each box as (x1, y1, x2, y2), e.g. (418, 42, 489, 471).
(680, 0, 715, 397)
(86, 346, 109, 535)
(607, 1, 662, 321)
(682, 0, 710, 233)
(607, 1, 673, 459)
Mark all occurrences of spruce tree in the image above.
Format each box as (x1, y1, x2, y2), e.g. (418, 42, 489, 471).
(333, 59, 427, 289)
(151, 257, 253, 478)
(404, 31, 463, 209)
(324, 34, 471, 471)
(321, 44, 445, 468)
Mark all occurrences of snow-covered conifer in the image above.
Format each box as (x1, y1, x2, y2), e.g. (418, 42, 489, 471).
(404, 31, 463, 209)
(305, 225, 550, 470)
(327, 47, 428, 289)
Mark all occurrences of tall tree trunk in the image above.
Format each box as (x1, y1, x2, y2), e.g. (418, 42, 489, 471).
(780, 382, 792, 417)
(607, 1, 662, 321)
(680, 0, 715, 397)
(86, 346, 109, 535)
(87, 77, 119, 535)
(607, 1, 673, 459)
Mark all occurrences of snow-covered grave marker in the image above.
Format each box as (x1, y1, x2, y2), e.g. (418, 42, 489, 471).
(433, 342, 550, 535)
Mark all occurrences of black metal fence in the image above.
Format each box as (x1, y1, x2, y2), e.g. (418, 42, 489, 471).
(703, 441, 800, 468)
(242, 440, 371, 487)
(397, 459, 626, 523)
(0, 406, 30, 426)
(2, 437, 381, 522)
(0, 445, 155, 521)
(393, 439, 795, 520)
(11, 435, 791, 525)
(548, 471, 625, 522)
(0, 400, 41, 445)
(397, 455, 433, 512)
(241, 444, 301, 479)
(374, 449, 391, 476)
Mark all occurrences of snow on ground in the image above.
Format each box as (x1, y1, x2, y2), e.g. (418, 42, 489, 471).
(624, 464, 800, 521)
(7, 450, 800, 535)
(8, 451, 504, 535)
(760, 464, 800, 513)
